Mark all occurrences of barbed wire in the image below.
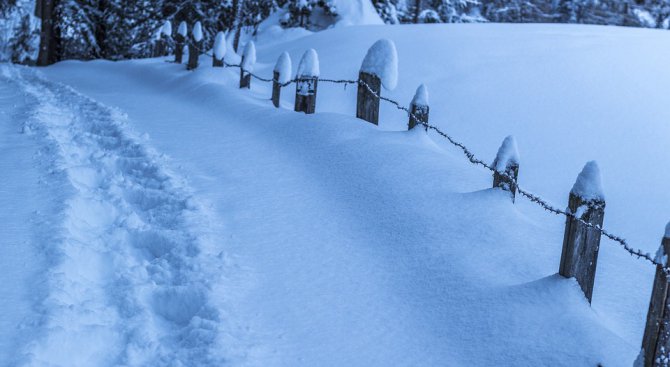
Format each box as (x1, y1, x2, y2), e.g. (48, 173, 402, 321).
(172, 40, 667, 273)
(357, 78, 667, 272)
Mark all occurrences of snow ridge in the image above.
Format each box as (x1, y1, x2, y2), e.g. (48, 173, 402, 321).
(14, 68, 242, 367)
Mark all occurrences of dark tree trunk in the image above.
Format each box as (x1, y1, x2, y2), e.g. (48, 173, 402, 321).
(232, 0, 243, 52)
(36, 0, 61, 66)
(414, 0, 421, 23)
(94, 0, 108, 59)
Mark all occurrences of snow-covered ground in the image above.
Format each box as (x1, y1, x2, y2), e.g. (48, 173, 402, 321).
(2, 23, 670, 366)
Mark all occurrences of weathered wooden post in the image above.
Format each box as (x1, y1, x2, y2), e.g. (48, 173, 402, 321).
(152, 21, 169, 57)
(212, 31, 226, 67)
(272, 52, 292, 108)
(408, 84, 429, 130)
(152, 30, 163, 58)
(639, 224, 670, 367)
(187, 21, 203, 71)
(492, 136, 520, 202)
(240, 41, 256, 89)
(175, 21, 187, 64)
(294, 49, 319, 114)
(558, 161, 605, 303)
(356, 39, 398, 125)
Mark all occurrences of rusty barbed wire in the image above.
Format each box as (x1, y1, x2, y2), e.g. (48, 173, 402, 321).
(173, 41, 668, 273)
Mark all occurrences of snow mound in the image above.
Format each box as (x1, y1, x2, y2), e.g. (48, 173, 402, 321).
(412, 84, 429, 107)
(193, 21, 203, 42)
(360, 39, 398, 91)
(571, 161, 605, 201)
(177, 21, 187, 37)
(161, 21, 172, 37)
(493, 136, 520, 173)
(297, 49, 319, 78)
(656, 241, 668, 266)
(214, 31, 226, 60)
(331, 0, 384, 27)
(274, 52, 292, 83)
(242, 41, 256, 71)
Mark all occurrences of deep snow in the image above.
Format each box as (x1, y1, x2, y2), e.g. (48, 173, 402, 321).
(2, 22, 669, 366)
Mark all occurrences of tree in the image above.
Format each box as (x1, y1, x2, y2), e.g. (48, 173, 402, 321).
(9, 14, 38, 64)
(36, 0, 61, 66)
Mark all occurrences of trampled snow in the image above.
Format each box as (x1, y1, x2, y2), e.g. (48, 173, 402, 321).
(274, 51, 292, 83)
(3, 22, 670, 367)
(360, 38, 398, 90)
(296, 48, 319, 77)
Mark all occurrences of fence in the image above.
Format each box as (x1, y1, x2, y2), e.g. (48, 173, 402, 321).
(152, 20, 670, 366)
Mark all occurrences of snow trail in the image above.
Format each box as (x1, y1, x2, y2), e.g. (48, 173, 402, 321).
(7, 65, 243, 366)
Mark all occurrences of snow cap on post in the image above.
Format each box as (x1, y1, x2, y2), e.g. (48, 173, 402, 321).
(493, 135, 520, 173)
(297, 49, 320, 78)
(162, 21, 172, 37)
(242, 41, 257, 71)
(360, 39, 398, 91)
(214, 31, 226, 60)
(193, 21, 203, 42)
(412, 84, 429, 107)
(178, 21, 188, 37)
(571, 161, 605, 202)
(274, 52, 292, 84)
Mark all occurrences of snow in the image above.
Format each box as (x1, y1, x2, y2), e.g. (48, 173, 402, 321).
(296, 48, 319, 78)
(274, 51, 292, 83)
(162, 21, 172, 37)
(242, 41, 256, 71)
(493, 135, 520, 173)
(328, 0, 384, 27)
(666, 222, 670, 239)
(3, 22, 670, 367)
(360, 39, 398, 91)
(178, 21, 188, 37)
(214, 31, 226, 60)
(411, 83, 429, 107)
(193, 21, 203, 42)
(571, 161, 605, 202)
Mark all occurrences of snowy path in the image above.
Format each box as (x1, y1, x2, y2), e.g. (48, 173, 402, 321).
(2, 65, 244, 366)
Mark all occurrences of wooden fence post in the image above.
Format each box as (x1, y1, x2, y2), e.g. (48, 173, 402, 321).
(492, 136, 520, 202)
(240, 41, 256, 89)
(212, 31, 225, 67)
(153, 21, 171, 57)
(356, 39, 398, 125)
(272, 52, 292, 108)
(639, 225, 670, 367)
(294, 49, 319, 114)
(558, 161, 605, 303)
(408, 84, 429, 130)
(187, 21, 203, 71)
(175, 21, 187, 64)
(357, 72, 381, 124)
